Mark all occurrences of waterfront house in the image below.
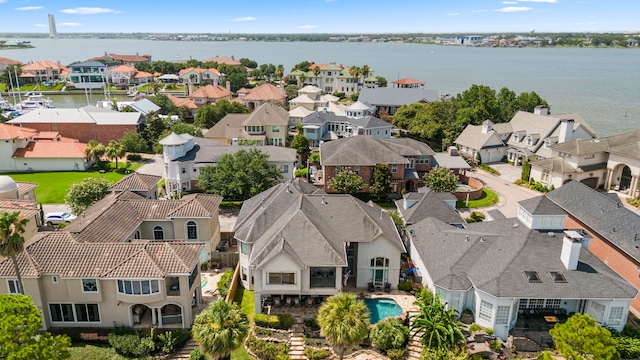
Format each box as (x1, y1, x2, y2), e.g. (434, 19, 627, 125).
(235, 180, 405, 314)
(203, 55, 241, 66)
(391, 78, 425, 89)
(69, 61, 108, 90)
(239, 83, 286, 110)
(178, 68, 221, 86)
(455, 106, 596, 165)
(87, 52, 152, 67)
(407, 193, 636, 340)
(320, 135, 434, 194)
(358, 87, 439, 116)
(0, 123, 87, 172)
(166, 94, 198, 116)
(546, 181, 640, 314)
(160, 132, 296, 194)
(109, 65, 154, 85)
(529, 129, 640, 194)
(287, 63, 375, 96)
(8, 106, 143, 145)
(0, 57, 21, 72)
(19, 60, 69, 84)
(205, 102, 289, 146)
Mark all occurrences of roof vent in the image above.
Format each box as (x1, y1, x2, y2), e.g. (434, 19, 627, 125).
(465, 235, 469, 242)
(480, 236, 485, 242)
(409, 230, 415, 236)
(513, 223, 519, 228)
(261, 196, 265, 208)
(286, 184, 291, 193)
(548, 232, 555, 237)
(321, 195, 326, 205)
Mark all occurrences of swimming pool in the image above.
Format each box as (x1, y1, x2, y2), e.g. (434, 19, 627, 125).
(364, 298, 403, 324)
(201, 274, 208, 288)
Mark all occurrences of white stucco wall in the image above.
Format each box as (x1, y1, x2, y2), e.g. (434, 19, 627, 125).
(13, 157, 87, 172)
(356, 236, 402, 289)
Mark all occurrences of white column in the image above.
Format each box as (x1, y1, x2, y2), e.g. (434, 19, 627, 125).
(605, 168, 614, 189)
(157, 308, 163, 328)
(631, 176, 639, 198)
(151, 307, 157, 326)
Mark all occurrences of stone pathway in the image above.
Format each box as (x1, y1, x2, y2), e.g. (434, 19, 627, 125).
(168, 339, 198, 359)
(406, 311, 423, 360)
(289, 316, 307, 360)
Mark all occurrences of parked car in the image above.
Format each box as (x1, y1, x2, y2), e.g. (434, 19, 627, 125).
(44, 212, 77, 225)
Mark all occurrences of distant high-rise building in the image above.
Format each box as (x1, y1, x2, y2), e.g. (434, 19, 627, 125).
(48, 14, 57, 38)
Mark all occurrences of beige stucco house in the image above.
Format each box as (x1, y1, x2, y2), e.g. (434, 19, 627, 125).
(205, 102, 289, 146)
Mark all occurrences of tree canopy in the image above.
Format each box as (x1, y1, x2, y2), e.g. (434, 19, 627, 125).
(411, 292, 464, 351)
(317, 292, 370, 360)
(105, 140, 125, 169)
(0, 294, 71, 359)
(423, 167, 458, 192)
(290, 133, 311, 163)
(148, 94, 177, 115)
(119, 130, 149, 154)
(328, 170, 366, 195)
(549, 313, 620, 360)
(65, 177, 112, 215)
(0, 211, 29, 294)
(192, 300, 249, 360)
(370, 163, 392, 201)
(197, 148, 283, 200)
(194, 100, 249, 129)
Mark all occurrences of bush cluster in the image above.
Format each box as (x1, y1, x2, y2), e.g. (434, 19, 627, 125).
(217, 270, 234, 298)
(305, 346, 330, 360)
(108, 332, 154, 357)
(246, 335, 290, 360)
(107, 327, 190, 357)
(398, 280, 413, 291)
(254, 313, 294, 330)
(294, 167, 308, 178)
(370, 318, 409, 352)
(126, 154, 142, 161)
(527, 180, 554, 193)
(465, 211, 486, 223)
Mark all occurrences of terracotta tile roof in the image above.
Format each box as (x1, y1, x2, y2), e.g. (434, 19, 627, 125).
(167, 94, 198, 109)
(18, 72, 36, 77)
(12, 141, 86, 159)
(109, 173, 162, 192)
(0, 123, 38, 140)
(237, 87, 251, 94)
(134, 71, 154, 79)
(203, 56, 241, 66)
(0, 232, 203, 278)
(169, 194, 223, 217)
(89, 54, 151, 63)
(178, 68, 220, 76)
(16, 182, 38, 195)
(21, 60, 68, 72)
(0, 57, 21, 65)
(33, 131, 60, 140)
(189, 85, 231, 100)
(109, 64, 136, 72)
(0, 199, 39, 219)
(242, 83, 285, 102)
(392, 78, 425, 85)
(114, 190, 146, 200)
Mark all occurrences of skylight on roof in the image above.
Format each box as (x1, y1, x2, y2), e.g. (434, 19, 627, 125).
(524, 271, 542, 283)
(549, 271, 568, 283)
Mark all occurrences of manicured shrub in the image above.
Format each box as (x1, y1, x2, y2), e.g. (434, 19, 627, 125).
(246, 336, 290, 360)
(254, 313, 293, 330)
(217, 270, 233, 298)
(370, 318, 409, 351)
(305, 346, 330, 360)
(108, 333, 155, 357)
(189, 347, 208, 360)
(158, 329, 191, 353)
(387, 348, 406, 360)
(468, 324, 482, 333)
(485, 328, 494, 335)
(126, 154, 142, 161)
(398, 281, 413, 291)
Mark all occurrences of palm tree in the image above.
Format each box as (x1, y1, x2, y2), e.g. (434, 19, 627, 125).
(105, 140, 125, 170)
(192, 299, 249, 360)
(317, 292, 370, 360)
(410, 293, 464, 351)
(348, 66, 361, 94)
(0, 211, 29, 294)
(312, 65, 321, 78)
(275, 64, 284, 80)
(84, 140, 105, 164)
(360, 65, 371, 93)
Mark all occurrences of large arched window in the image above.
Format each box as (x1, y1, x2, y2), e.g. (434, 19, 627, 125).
(153, 226, 164, 240)
(370, 257, 390, 287)
(186, 221, 198, 240)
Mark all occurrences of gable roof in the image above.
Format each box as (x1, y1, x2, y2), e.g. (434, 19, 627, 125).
(552, 130, 640, 160)
(12, 141, 86, 159)
(242, 102, 289, 126)
(408, 216, 637, 299)
(203, 56, 241, 66)
(21, 60, 68, 73)
(204, 114, 249, 138)
(109, 173, 162, 192)
(166, 94, 197, 110)
(455, 124, 505, 150)
(242, 83, 285, 102)
(395, 188, 464, 225)
(173, 138, 296, 164)
(320, 136, 433, 166)
(359, 88, 439, 107)
(392, 78, 425, 85)
(235, 181, 404, 268)
(0, 57, 21, 66)
(189, 85, 231, 100)
(546, 180, 640, 263)
(0, 123, 38, 140)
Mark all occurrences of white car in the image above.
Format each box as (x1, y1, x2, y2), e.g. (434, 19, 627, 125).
(44, 212, 77, 225)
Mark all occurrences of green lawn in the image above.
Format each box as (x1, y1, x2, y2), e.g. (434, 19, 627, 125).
(69, 343, 148, 360)
(4, 164, 141, 204)
(456, 188, 499, 209)
(231, 285, 255, 360)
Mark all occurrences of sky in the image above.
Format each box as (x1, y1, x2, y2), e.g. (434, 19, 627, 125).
(0, 0, 638, 34)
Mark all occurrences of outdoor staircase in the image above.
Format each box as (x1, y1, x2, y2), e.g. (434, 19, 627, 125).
(168, 339, 198, 359)
(289, 316, 308, 359)
(407, 311, 423, 360)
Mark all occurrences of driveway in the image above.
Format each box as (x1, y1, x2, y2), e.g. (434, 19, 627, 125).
(135, 154, 164, 177)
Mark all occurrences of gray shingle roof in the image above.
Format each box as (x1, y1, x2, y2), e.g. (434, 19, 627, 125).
(409, 217, 637, 299)
(518, 196, 566, 216)
(531, 157, 576, 174)
(235, 181, 404, 268)
(395, 189, 465, 225)
(455, 124, 505, 150)
(546, 180, 640, 262)
(359, 88, 439, 107)
(553, 131, 640, 158)
(174, 138, 296, 164)
(302, 111, 390, 130)
(320, 136, 435, 166)
(432, 153, 472, 170)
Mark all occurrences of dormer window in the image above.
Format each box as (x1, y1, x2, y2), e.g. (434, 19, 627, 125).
(524, 271, 542, 283)
(512, 133, 519, 143)
(544, 138, 551, 149)
(526, 137, 533, 146)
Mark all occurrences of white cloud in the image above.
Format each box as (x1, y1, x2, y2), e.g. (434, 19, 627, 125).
(471, 9, 488, 13)
(0, 0, 7, 3)
(496, 6, 533, 12)
(299, 25, 317, 29)
(58, 22, 82, 26)
(34, 24, 47, 27)
(517, 0, 557, 2)
(60, 7, 121, 15)
(16, 6, 43, 10)
(230, 16, 256, 21)
(447, 12, 459, 16)
(502, 1, 517, 3)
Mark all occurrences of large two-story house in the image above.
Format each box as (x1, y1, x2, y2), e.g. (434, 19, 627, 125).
(358, 87, 439, 117)
(19, 60, 69, 84)
(160, 132, 296, 194)
(455, 107, 596, 165)
(287, 63, 375, 96)
(178, 68, 221, 86)
(235, 180, 405, 314)
(320, 135, 434, 194)
(69, 61, 107, 89)
(407, 192, 636, 340)
(205, 102, 289, 146)
(238, 83, 286, 110)
(109, 65, 154, 85)
(529, 129, 640, 194)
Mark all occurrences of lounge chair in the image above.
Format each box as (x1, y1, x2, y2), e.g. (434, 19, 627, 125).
(368, 282, 375, 292)
(273, 297, 282, 307)
(305, 297, 314, 306)
(285, 297, 293, 307)
(294, 298, 301, 307)
(384, 283, 391, 293)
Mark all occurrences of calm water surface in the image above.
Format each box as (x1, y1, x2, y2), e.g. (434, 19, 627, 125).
(2, 38, 639, 136)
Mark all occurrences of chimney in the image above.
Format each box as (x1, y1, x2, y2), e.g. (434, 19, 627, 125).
(188, 81, 193, 95)
(231, 55, 235, 60)
(558, 118, 575, 143)
(533, 105, 549, 116)
(323, 107, 327, 113)
(481, 119, 493, 134)
(226, 81, 231, 93)
(561, 230, 584, 270)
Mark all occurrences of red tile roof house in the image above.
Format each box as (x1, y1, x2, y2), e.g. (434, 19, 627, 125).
(7, 105, 143, 145)
(108, 65, 154, 85)
(239, 83, 286, 110)
(319, 135, 434, 194)
(19, 60, 69, 84)
(178, 68, 221, 86)
(87, 52, 152, 67)
(546, 180, 640, 316)
(0, 123, 88, 172)
(0, 57, 21, 72)
(188, 84, 232, 106)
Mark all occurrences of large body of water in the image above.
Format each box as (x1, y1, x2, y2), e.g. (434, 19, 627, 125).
(2, 38, 639, 136)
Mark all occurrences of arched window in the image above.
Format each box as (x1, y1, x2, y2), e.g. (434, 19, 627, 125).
(186, 221, 197, 240)
(370, 257, 390, 287)
(134, 230, 141, 240)
(153, 226, 164, 240)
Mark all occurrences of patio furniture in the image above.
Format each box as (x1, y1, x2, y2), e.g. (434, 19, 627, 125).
(544, 315, 559, 323)
(273, 297, 282, 307)
(306, 297, 315, 306)
(368, 282, 375, 292)
(285, 297, 293, 307)
(294, 298, 301, 307)
(384, 282, 391, 293)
